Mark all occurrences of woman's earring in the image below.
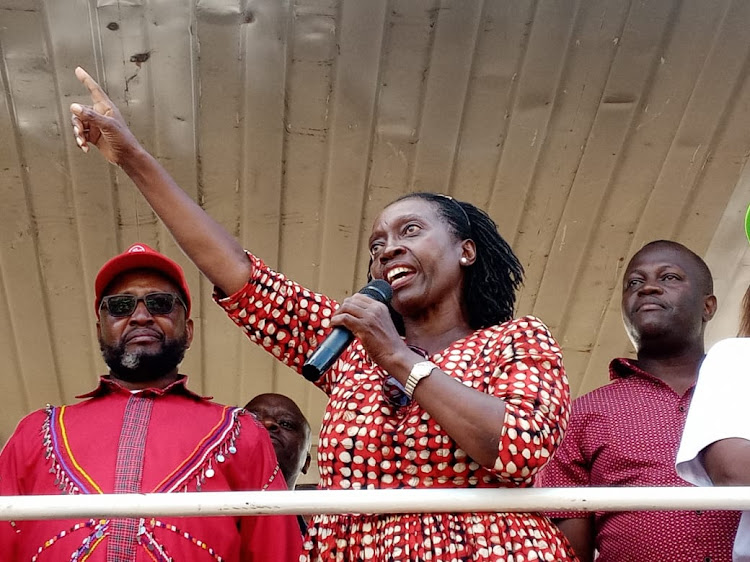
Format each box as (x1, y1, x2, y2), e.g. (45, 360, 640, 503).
(460, 257, 469, 265)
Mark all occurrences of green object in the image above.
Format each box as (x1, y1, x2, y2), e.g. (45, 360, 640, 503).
(746, 204, 750, 243)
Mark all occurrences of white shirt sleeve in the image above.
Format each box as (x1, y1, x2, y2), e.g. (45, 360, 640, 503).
(676, 338, 750, 487)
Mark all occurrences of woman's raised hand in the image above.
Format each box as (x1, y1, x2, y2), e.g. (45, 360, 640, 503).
(70, 66, 140, 165)
(68, 65, 251, 296)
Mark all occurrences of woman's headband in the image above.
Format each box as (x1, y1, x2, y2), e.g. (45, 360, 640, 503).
(436, 194, 471, 232)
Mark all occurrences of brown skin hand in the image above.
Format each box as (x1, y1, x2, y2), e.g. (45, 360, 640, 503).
(71, 67, 251, 298)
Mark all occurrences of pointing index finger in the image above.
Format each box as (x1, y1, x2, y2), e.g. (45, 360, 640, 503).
(74, 66, 111, 105)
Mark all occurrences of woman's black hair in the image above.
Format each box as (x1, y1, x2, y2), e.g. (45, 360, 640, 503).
(371, 192, 524, 329)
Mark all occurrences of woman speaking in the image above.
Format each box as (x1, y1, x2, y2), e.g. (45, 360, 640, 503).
(71, 66, 576, 562)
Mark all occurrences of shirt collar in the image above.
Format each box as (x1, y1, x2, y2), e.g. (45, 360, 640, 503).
(609, 357, 650, 381)
(76, 374, 211, 400)
(608, 357, 697, 394)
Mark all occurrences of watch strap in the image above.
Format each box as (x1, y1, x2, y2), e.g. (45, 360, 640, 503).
(404, 360, 438, 398)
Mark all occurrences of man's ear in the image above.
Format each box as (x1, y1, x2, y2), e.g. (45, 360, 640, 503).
(301, 453, 311, 475)
(96, 321, 102, 340)
(703, 294, 717, 323)
(185, 318, 195, 348)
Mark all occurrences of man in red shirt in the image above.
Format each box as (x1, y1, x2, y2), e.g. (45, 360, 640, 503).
(537, 240, 740, 562)
(0, 243, 302, 561)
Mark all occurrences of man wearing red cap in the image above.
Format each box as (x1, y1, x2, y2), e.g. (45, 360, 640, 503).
(0, 244, 302, 561)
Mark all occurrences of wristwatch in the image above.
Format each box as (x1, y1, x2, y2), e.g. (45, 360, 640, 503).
(405, 361, 438, 398)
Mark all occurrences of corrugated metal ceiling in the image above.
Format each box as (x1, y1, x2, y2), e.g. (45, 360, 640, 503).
(2, 0, 750, 483)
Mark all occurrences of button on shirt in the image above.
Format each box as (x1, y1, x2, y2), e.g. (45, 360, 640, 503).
(536, 358, 740, 562)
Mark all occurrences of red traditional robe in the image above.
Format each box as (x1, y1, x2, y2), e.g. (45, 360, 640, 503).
(0, 376, 302, 561)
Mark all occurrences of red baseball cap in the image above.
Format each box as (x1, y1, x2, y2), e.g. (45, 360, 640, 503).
(94, 243, 191, 317)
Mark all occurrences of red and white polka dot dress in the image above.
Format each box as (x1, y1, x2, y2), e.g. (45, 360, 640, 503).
(217, 254, 575, 562)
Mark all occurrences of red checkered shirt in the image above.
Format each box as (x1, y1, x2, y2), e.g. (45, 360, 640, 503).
(536, 358, 740, 561)
(107, 393, 154, 561)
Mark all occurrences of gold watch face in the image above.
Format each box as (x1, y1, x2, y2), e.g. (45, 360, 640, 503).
(406, 361, 437, 396)
(412, 361, 436, 377)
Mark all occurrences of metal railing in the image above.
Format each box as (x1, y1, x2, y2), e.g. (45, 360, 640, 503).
(0, 487, 748, 521)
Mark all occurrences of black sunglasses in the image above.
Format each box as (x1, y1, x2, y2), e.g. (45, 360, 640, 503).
(100, 292, 187, 318)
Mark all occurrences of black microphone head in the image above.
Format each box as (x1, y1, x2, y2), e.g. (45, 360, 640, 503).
(359, 279, 392, 304)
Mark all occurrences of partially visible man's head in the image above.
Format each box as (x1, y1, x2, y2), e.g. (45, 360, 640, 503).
(740, 284, 750, 338)
(740, 207, 750, 338)
(245, 393, 311, 489)
(95, 244, 193, 385)
(621, 240, 715, 353)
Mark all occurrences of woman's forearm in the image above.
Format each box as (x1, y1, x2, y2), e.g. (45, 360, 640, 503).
(120, 146, 252, 296)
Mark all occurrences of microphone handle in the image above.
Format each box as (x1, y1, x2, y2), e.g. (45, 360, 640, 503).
(301, 327, 354, 382)
(301, 279, 391, 382)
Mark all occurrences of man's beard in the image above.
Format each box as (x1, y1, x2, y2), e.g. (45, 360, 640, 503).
(100, 333, 189, 383)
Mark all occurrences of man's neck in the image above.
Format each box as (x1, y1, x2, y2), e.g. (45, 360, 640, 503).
(108, 370, 180, 391)
(634, 344, 705, 395)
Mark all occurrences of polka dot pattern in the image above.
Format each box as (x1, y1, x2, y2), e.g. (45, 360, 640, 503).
(304, 513, 573, 561)
(217, 253, 575, 561)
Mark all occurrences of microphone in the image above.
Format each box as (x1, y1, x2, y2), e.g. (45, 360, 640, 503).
(302, 279, 393, 382)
